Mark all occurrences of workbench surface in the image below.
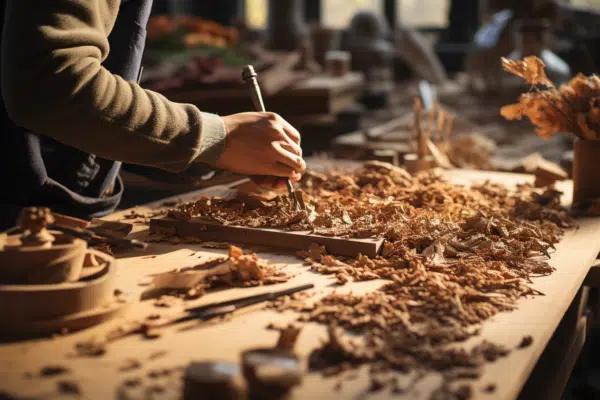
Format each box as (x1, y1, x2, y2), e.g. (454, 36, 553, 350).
(1, 169, 599, 400)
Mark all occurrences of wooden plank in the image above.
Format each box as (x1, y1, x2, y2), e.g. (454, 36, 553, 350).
(149, 218, 384, 258)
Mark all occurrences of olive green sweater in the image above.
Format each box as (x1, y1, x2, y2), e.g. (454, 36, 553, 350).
(1, 0, 226, 172)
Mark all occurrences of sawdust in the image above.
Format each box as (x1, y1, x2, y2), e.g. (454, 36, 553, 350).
(159, 161, 575, 398)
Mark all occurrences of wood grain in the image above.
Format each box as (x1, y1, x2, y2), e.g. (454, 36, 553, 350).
(149, 218, 384, 258)
(0, 250, 117, 335)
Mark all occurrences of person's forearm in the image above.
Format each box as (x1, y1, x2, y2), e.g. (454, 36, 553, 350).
(1, 0, 225, 172)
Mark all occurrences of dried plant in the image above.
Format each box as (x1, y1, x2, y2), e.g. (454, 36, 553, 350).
(501, 56, 600, 140)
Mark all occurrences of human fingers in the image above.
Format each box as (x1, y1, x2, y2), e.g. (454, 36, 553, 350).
(272, 142, 306, 173)
(268, 162, 298, 178)
(265, 113, 301, 145)
(289, 171, 302, 183)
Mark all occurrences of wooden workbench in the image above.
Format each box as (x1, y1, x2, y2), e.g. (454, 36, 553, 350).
(1, 169, 599, 400)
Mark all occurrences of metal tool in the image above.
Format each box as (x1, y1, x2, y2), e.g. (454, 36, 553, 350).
(176, 283, 314, 324)
(105, 283, 315, 344)
(241, 65, 298, 208)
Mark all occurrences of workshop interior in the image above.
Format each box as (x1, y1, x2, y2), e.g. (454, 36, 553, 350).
(3, 0, 600, 399)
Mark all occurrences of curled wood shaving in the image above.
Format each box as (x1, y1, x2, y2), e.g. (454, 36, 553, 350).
(151, 245, 290, 298)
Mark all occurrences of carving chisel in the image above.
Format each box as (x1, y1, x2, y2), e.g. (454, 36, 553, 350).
(242, 65, 298, 207)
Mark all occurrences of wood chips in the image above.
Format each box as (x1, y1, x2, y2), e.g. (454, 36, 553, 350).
(165, 161, 575, 397)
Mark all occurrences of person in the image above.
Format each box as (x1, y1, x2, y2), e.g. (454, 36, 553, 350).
(0, 0, 306, 230)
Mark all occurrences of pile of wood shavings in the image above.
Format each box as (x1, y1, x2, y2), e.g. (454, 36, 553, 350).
(166, 161, 574, 397)
(152, 244, 290, 300)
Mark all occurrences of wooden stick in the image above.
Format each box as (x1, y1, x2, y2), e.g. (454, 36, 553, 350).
(414, 98, 427, 159)
(444, 115, 455, 147)
(436, 109, 446, 144)
(425, 102, 437, 143)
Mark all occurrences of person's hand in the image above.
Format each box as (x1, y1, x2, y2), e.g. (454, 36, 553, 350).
(215, 112, 306, 190)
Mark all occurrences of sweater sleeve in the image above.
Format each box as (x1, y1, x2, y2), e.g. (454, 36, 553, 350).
(1, 0, 226, 172)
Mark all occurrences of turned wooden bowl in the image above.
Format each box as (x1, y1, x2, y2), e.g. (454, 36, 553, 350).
(0, 250, 121, 335)
(0, 231, 87, 285)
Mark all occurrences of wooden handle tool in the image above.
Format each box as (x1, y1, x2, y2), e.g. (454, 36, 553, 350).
(242, 65, 297, 208)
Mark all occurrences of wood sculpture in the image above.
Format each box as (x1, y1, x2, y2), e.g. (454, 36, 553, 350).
(404, 98, 436, 174)
(0, 207, 126, 336)
(0, 207, 87, 285)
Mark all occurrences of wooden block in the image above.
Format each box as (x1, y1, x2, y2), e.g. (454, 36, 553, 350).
(511, 152, 545, 174)
(51, 213, 90, 229)
(534, 159, 568, 188)
(149, 218, 383, 258)
(89, 219, 133, 237)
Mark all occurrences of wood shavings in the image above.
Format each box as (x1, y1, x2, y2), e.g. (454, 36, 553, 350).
(275, 325, 302, 351)
(119, 359, 142, 372)
(150, 246, 289, 301)
(158, 161, 575, 395)
(123, 378, 142, 388)
(57, 380, 81, 396)
(120, 208, 167, 224)
(40, 366, 69, 377)
(154, 295, 181, 308)
(483, 383, 496, 393)
(148, 351, 167, 361)
(517, 335, 533, 349)
(74, 338, 106, 357)
(267, 291, 315, 313)
(146, 233, 180, 244)
(200, 241, 229, 249)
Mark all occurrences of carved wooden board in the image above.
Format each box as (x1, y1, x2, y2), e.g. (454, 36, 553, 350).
(149, 217, 384, 258)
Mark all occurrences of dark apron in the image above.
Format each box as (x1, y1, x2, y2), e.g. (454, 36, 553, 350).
(0, 0, 153, 229)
